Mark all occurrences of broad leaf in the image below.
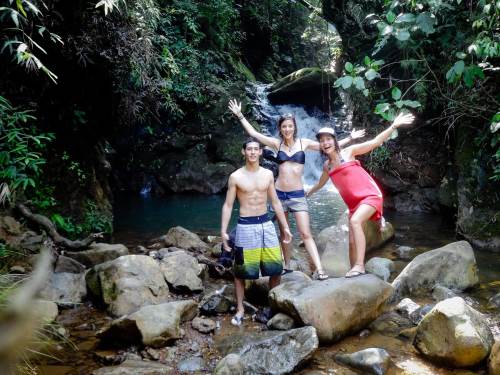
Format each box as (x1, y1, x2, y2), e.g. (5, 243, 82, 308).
(381, 25, 393, 36)
(395, 29, 410, 41)
(354, 77, 365, 90)
(416, 12, 436, 34)
(386, 11, 396, 24)
(345, 62, 354, 73)
(391, 87, 402, 100)
(365, 69, 379, 80)
(395, 13, 416, 23)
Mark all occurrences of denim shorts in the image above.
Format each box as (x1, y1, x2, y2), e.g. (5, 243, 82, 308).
(275, 189, 309, 212)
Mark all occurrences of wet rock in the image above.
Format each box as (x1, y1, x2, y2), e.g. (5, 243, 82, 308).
(161, 226, 209, 252)
(191, 317, 216, 333)
(217, 326, 318, 374)
(267, 313, 295, 330)
(177, 356, 205, 373)
(395, 298, 420, 320)
(432, 285, 459, 302)
(211, 242, 223, 258)
(33, 300, 58, 323)
(39, 272, 87, 305)
(366, 257, 395, 281)
(99, 300, 197, 347)
(214, 353, 244, 375)
(394, 245, 415, 260)
(54, 255, 86, 273)
(91, 359, 173, 375)
(65, 243, 129, 267)
(490, 341, 500, 375)
(414, 297, 494, 367)
(392, 241, 478, 300)
(199, 284, 235, 315)
(246, 270, 311, 298)
(335, 348, 392, 375)
(86, 255, 169, 317)
(369, 311, 414, 337)
(269, 275, 393, 343)
(158, 250, 204, 292)
(318, 211, 394, 277)
(409, 304, 434, 325)
(488, 293, 500, 309)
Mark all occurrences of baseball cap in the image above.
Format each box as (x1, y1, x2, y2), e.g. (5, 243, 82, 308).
(316, 127, 336, 140)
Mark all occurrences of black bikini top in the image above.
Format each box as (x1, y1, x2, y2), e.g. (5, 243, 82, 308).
(277, 139, 306, 165)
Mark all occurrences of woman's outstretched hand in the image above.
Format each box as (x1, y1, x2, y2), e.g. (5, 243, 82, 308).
(228, 99, 242, 118)
(392, 112, 415, 128)
(351, 128, 366, 139)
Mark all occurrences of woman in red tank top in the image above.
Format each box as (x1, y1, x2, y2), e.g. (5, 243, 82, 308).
(307, 113, 415, 278)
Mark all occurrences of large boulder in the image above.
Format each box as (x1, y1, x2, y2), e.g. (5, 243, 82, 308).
(92, 359, 173, 375)
(158, 250, 204, 292)
(269, 275, 393, 343)
(38, 272, 87, 305)
(86, 255, 170, 317)
(99, 300, 197, 347)
(414, 297, 494, 367)
(391, 241, 479, 299)
(65, 243, 129, 267)
(318, 211, 394, 277)
(54, 255, 86, 273)
(245, 271, 311, 299)
(161, 226, 209, 252)
(216, 326, 319, 374)
(490, 341, 500, 375)
(214, 354, 244, 375)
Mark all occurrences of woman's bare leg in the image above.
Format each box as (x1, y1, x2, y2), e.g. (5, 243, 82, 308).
(280, 212, 292, 270)
(347, 204, 376, 276)
(294, 211, 324, 273)
(348, 222, 356, 267)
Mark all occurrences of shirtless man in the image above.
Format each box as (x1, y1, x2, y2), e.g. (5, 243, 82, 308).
(221, 137, 292, 326)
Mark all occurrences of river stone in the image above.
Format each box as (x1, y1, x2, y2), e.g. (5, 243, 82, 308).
(214, 353, 244, 375)
(335, 348, 392, 375)
(86, 255, 170, 317)
(54, 255, 86, 273)
(245, 270, 311, 297)
(318, 211, 394, 277)
(177, 356, 205, 373)
(490, 341, 500, 375)
(65, 243, 129, 267)
(217, 326, 318, 374)
(432, 285, 459, 302)
(199, 284, 235, 315)
(99, 300, 197, 347)
(267, 313, 295, 330)
(191, 317, 216, 333)
(414, 297, 494, 367)
(269, 274, 393, 343)
(391, 241, 479, 300)
(32, 299, 59, 323)
(394, 245, 415, 260)
(91, 359, 173, 375)
(39, 272, 87, 305)
(368, 311, 414, 337)
(162, 226, 209, 252)
(0, 215, 22, 236)
(489, 293, 500, 309)
(158, 250, 204, 292)
(366, 257, 395, 282)
(395, 298, 420, 320)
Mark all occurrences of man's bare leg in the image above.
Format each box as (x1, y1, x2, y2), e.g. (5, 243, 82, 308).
(269, 274, 281, 290)
(233, 277, 245, 323)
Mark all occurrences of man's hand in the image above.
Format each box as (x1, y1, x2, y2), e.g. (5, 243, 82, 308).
(228, 99, 242, 118)
(392, 112, 415, 128)
(281, 227, 293, 244)
(222, 232, 231, 251)
(351, 128, 366, 139)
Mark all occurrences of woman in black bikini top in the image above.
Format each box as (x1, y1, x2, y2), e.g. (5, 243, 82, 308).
(228, 99, 365, 280)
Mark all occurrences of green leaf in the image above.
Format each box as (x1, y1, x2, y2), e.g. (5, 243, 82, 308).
(353, 77, 365, 90)
(364, 56, 371, 66)
(381, 25, 394, 36)
(375, 103, 391, 114)
(395, 29, 410, 41)
(341, 76, 353, 89)
(386, 11, 396, 24)
(391, 87, 402, 100)
(345, 62, 354, 73)
(453, 60, 465, 75)
(416, 12, 436, 34)
(363, 89, 369, 97)
(365, 69, 379, 81)
(395, 13, 416, 23)
(401, 100, 421, 108)
(455, 52, 467, 59)
(395, 100, 404, 108)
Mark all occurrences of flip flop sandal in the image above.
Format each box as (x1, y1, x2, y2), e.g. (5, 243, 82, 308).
(345, 270, 366, 278)
(317, 271, 329, 281)
(282, 268, 294, 275)
(231, 313, 244, 326)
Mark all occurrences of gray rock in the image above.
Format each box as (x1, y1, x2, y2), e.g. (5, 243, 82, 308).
(54, 255, 86, 273)
(414, 297, 494, 367)
(318, 211, 394, 277)
(335, 348, 392, 375)
(158, 250, 204, 293)
(191, 317, 216, 333)
(267, 313, 295, 330)
(432, 285, 459, 302)
(199, 284, 235, 315)
(99, 300, 197, 347)
(162, 226, 209, 252)
(368, 311, 414, 337)
(217, 326, 318, 374)
(91, 359, 173, 375)
(0, 216, 22, 235)
(394, 245, 415, 260)
(177, 356, 205, 373)
(214, 354, 243, 375)
(269, 275, 393, 343)
(32, 300, 58, 323)
(39, 272, 87, 305)
(246, 270, 311, 297)
(395, 298, 420, 320)
(409, 304, 435, 325)
(86, 255, 169, 317)
(392, 241, 479, 299)
(365, 257, 395, 281)
(488, 293, 500, 309)
(490, 341, 500, 375)
(211, 242, 223, 258)
(66, 243, 129, 267)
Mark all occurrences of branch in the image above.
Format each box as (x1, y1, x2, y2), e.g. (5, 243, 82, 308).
(294, 0, 322, 13)
(16, 203, 102, 250)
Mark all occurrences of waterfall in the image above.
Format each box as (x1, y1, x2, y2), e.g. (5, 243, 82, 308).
(247, 82, 351, 188)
